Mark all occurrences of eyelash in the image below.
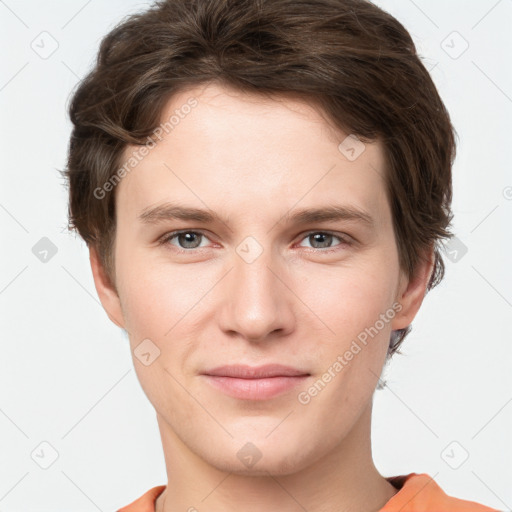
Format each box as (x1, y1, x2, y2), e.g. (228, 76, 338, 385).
(157, 230, 353, 254)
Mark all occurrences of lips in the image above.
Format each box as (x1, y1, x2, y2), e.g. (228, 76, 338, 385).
(201, 364, 310, 400)
(202, 364, 310, 379)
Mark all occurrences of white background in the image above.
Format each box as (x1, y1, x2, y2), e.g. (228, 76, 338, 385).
(0, 0, 511, 510)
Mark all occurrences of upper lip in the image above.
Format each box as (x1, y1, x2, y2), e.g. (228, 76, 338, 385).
(202, 364, 310, 379)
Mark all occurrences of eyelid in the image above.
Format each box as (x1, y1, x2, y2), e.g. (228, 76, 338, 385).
(296, 230, 353, 247)
(158, 229, 213, 247)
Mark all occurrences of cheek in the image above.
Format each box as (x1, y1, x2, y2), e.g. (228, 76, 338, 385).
(299, 268, 397, 417)
(292, 261, 399, 396)
(116, 250, 204, 336)
(295, 260, 398, 334)
(115, 258, 199, 408)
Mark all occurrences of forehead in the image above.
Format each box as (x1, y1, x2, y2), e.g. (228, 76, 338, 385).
(116, 82, 389, 227)
(155, 82, 366, 155)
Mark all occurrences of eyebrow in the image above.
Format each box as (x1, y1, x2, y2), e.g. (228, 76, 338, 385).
(138, 202, 374, 228)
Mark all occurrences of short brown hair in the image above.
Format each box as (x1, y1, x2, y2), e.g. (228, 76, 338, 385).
(62, 0, 457, 358)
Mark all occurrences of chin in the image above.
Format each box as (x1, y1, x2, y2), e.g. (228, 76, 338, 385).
(200, 432, 321, 477)
(214, 449, 314, 477)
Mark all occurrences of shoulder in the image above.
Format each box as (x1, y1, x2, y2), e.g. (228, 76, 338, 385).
(379, 473, 499, 512)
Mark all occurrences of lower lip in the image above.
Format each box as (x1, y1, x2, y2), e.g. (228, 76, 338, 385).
(202, 375, 310, 400)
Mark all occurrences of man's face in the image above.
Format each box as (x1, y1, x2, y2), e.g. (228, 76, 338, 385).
(108, 82, 412, 475)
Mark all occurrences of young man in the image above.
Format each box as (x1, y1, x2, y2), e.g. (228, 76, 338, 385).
(63, 0, 497, 510)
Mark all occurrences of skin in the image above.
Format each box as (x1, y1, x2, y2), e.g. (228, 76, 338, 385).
(90, 81, 434, 512)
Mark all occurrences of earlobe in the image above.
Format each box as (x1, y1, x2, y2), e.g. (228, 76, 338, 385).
(89, 245, 126, 329)
(391, 248, 435, 332)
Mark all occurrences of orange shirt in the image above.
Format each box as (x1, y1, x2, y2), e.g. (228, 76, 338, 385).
(380, 473, 498, 511)
(117, 473, 498, 511)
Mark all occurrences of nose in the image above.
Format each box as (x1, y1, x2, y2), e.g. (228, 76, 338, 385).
(217, 244, 296, 343)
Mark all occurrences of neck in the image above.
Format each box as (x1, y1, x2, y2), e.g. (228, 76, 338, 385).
(155, 402, 398, 512)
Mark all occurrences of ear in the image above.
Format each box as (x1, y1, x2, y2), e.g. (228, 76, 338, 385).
(391, 247, 435, 331)
(89, 245, 126, 330)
